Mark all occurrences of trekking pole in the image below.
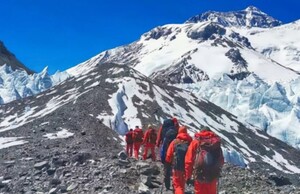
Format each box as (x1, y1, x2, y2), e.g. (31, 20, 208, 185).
(160, 182, 163, 194)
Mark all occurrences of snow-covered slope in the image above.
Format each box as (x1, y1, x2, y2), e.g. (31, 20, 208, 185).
(1, 63, 300, 183)
(67, 20, 298, 82)
(234, 20, 300, 71)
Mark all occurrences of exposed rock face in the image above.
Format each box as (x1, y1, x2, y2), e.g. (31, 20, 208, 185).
(144, 26, 173, 40)
(225, 48, 248, 74)
(0, 41, 33, 74)
(187, 23, 226, 41)
(151, 59, 209, 84)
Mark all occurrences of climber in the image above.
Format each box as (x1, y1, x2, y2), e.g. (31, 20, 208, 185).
(156, 117, 179, 190)
(133, 125, 144, 159)
(142, 125, 157, 161)
(185, 127, 224, 194)
(156, 117, 179, 148)
(125, 128, 134, 157)
(165, 126, 192, 194)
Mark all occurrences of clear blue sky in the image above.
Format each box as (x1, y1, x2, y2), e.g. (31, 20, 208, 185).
(1, 0, 299, 74)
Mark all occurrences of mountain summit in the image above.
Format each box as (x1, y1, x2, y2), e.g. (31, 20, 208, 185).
(185, 6, 282, 28)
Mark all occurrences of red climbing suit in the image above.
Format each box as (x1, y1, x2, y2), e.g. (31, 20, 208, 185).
(142, 127, 157, 161)
(165, 126, 192, 194)
(133, 126, 144, 159)
(125, 129, 134, 157)
(185, 130, 224, 194)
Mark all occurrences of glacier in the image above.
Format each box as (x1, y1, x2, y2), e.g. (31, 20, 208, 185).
(178, 73, 300, 149)
(0, 64, 70, 104)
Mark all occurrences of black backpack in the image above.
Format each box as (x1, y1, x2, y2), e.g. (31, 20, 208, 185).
(160, 128, 178, 163)
(161, 119, 176, 142)
(173, 140, 189, 171)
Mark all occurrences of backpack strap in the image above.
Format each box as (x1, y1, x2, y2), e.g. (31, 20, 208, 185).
(192, 139, 202, 179)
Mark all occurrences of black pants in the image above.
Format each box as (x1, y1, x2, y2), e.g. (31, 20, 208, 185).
(164, 163, 172, 190)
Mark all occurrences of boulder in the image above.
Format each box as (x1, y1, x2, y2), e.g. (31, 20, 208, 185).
(34, 161, 50, 170)
(72, 152, 92, 164)
(67, 183, 78, 191)
(118, 151, 128, 160)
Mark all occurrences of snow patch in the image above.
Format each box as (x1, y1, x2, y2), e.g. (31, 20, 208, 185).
(0, 137, 28, 149)
(43, 128, 74, 139)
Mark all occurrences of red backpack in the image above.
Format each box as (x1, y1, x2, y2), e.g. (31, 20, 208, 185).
(193, 133, 223, 182)
(148, 129, 157, 144)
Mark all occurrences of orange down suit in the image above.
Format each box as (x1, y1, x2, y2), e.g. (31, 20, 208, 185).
(165, 127, 192, 194)
(185, 130, 224, 194)
(133, 128, 144, 159)
(142, 128, 156, 161)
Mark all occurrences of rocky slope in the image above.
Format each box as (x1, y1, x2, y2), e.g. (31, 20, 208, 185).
(1, 63, 300, 193)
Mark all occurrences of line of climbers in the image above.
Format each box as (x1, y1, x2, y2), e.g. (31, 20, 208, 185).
(124, 117, 224, 194)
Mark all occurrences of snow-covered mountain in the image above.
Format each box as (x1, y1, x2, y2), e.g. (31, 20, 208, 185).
(67, 20, 299, 82)
(185, 6, 282, 28)
(1, 63, 300, 193)
(0, 42, 70, 104)
(66, 6, 300, 149)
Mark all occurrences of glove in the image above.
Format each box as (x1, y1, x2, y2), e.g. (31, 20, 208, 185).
(186, 179, 194, 186)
